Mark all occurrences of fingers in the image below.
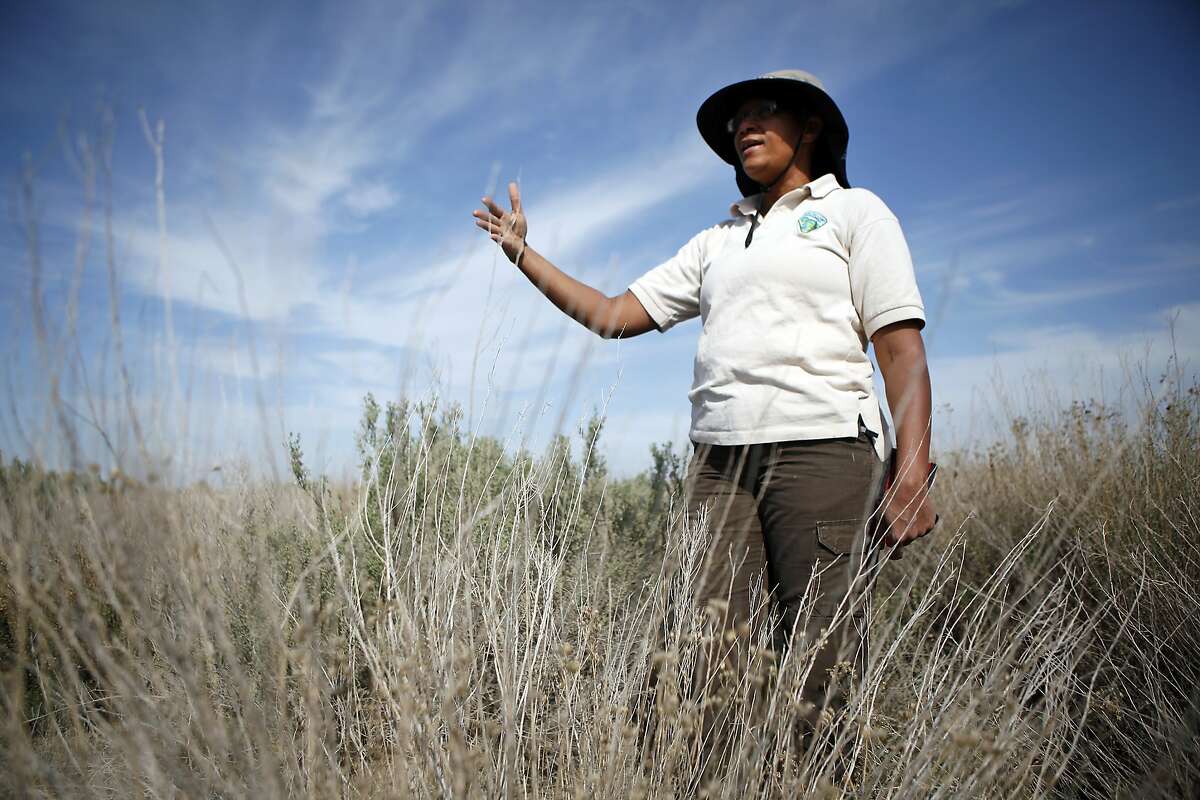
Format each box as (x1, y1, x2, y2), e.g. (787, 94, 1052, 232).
(880, 510, 938, 554)
(481, 195, 507, 219)
(879, 528, 904, 559)
(473, 208, 507, 229)
(893, 522, 934, 546)
(474, 213, 516, 237)
(472, 186, 525, 255)
(472, 209, 493, 230)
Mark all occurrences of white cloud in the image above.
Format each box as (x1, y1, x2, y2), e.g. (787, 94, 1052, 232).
(116, 216, 328, 324)
(341, 182, 398, 216)
(970, 268, 1145, 311)
(259, 124, 380, 222)
(21, 0, 1200, 485)
(1151, 192, 1200, 213)
(926, 303, 1200, 450)
(527, 133, 723, 259)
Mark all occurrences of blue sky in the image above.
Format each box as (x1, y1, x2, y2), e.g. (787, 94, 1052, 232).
(2, 0, 1198, 480)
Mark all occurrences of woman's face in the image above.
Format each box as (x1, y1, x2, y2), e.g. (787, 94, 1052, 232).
(731, 96, 813, 184)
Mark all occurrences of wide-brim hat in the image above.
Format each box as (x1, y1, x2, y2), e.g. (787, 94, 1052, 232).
(696, 70, 850, 196)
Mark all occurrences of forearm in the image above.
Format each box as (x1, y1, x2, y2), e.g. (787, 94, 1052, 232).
(883, 349, 933, 486)
(871, 322, 938, 548)
(474, 186, 651, 338)
(513, 245, 620, 337)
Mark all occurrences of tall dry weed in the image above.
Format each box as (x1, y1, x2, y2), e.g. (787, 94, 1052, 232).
(2, 112, 1197, 798)
(1, 370, 1196, 798)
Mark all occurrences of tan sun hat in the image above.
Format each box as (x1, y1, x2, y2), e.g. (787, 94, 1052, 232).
(696, 69, 850, 196)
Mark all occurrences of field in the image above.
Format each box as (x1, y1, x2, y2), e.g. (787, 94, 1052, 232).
(1, 361, 1197, 799)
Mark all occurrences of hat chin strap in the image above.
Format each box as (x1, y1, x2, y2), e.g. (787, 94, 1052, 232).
(756, 136, 806, 199)
(744, 136, 805, 248)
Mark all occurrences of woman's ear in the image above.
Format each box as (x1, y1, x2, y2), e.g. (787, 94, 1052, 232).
(802, 115, 824, 144)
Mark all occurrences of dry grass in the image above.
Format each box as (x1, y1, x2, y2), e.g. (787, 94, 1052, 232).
(1, 368, 1196, 799)
(3, 116, 1197, 797)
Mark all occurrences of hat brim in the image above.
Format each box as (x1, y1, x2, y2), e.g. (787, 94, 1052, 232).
(697, 76, 850, 194)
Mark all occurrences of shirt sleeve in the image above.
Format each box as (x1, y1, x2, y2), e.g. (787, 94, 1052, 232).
(627, 229, 707, 333)
(846, 197, 926, 340)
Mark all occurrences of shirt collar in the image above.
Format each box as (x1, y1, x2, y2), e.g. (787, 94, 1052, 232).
(729, 172, 843, 217)
(806, 172, 843, 199)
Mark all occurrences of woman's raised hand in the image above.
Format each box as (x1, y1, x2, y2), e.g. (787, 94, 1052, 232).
(473, 182, 527, 264)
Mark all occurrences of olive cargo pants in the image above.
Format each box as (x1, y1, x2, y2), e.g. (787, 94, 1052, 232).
(684, 423, 887, 741)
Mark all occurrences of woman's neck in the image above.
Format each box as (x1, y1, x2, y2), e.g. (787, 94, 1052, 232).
(759, 165, 814, 214)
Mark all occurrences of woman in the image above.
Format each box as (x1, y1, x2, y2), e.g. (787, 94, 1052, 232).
(473, 69, 936, 748)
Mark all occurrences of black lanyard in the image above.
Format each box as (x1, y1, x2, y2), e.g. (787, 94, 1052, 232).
(744, 213, 760, 247)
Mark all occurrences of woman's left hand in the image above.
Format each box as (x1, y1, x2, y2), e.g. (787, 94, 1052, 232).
(881, 475, 938, 557)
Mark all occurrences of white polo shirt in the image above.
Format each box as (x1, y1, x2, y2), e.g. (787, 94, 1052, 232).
(628, 173, 924, 460)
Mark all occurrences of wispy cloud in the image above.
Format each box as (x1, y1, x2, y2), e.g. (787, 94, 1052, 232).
(6, 0, 1198, 481)
(1151, 192, 1200, 214)
(342, 182, 398, 217)
(969, 266, 1141, 310)
(116, 217, 328, 324)
(928, 302, 1200, 446)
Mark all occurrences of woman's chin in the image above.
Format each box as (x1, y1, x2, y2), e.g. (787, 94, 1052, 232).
(739, 160, 774, 185)
(741, 168, 770, 187)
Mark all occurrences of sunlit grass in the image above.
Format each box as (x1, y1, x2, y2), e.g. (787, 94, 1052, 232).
(1, 366, 1196, 798)
(2, 113, 1197, 798)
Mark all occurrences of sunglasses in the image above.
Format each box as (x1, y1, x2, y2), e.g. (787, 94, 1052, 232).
(726, 100, 790, 134)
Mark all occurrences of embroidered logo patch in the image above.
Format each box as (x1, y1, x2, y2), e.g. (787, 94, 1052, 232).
(797, 211, 828, 234)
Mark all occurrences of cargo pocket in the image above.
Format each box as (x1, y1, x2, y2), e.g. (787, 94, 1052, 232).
(816, 519, 866, 558)
(813, 520, 869, 620)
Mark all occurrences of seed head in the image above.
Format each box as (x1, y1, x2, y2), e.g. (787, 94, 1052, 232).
(651, 649, 677, 668)
(704, 598, 729, 620)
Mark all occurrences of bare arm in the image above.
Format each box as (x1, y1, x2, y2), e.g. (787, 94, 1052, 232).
(871, 320, 937, 550)
(508, 245, 658, 339)
(472, 183, 657, 339)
